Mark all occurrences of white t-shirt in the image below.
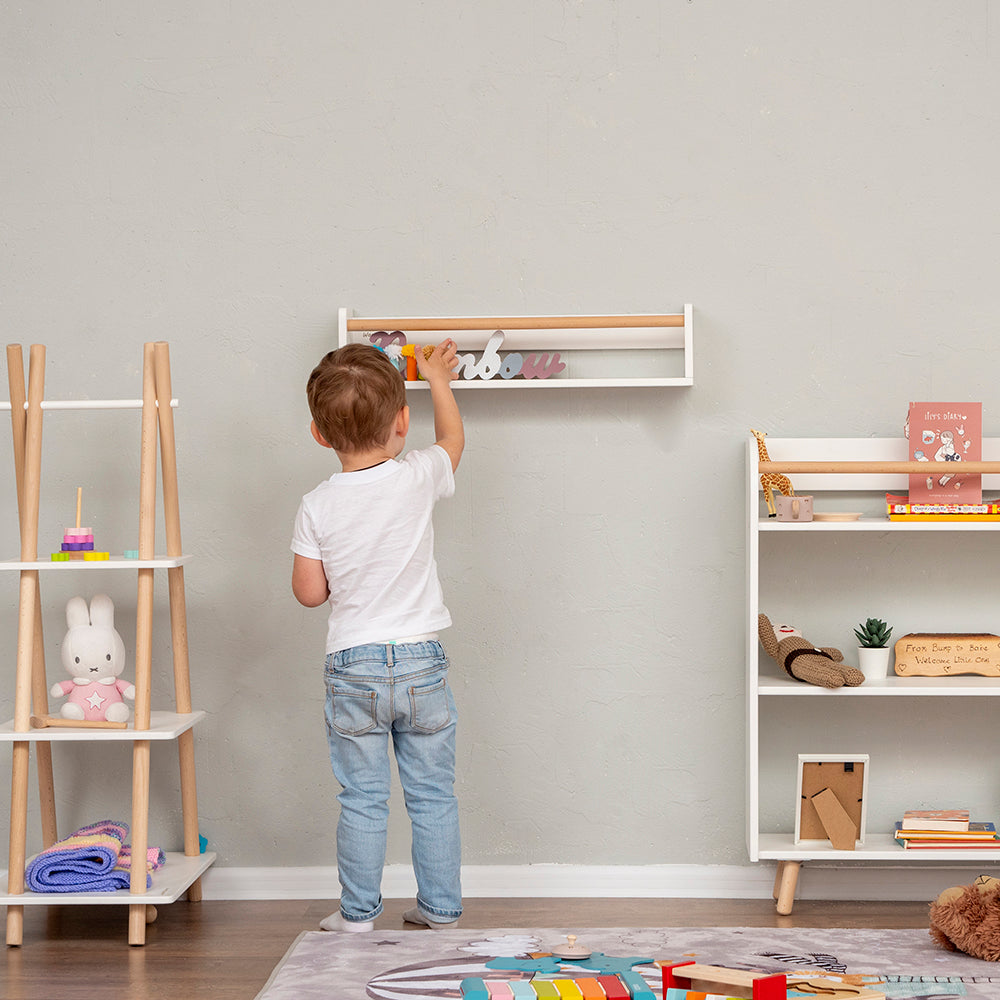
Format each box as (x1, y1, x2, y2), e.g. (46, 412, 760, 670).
(291, 445, 454, 653)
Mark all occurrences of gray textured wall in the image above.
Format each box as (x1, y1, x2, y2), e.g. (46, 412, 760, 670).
(2, 2, 998, 872)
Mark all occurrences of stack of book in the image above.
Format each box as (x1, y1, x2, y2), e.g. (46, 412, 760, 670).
(894, 809, 998, 849)
(886, 493, 1000, 521)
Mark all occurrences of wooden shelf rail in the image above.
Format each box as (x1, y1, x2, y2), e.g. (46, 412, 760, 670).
(345, 314, 684, 332)
(760, 461, 1000, 475)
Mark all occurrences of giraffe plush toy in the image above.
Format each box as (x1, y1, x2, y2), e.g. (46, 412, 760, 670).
(752, 428, 795, 517)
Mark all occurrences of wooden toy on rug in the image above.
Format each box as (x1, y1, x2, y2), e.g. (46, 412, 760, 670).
(929, 873, 1000, 962)
(661, 961, 886, 1000)
(52, 488, 109, 561)
(758, 613, 864, 689)
(751, 429, 795, 518)
(551, 934, 592, 959)
(48, 594, 134, 724)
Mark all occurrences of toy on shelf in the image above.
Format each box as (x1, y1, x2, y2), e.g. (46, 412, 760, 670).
(400, 342, 435, 380)
(929, 873, 1000, 962)
(751, 429, 796, 518)
(51, 488, 109, 561)
(758, 614, 864, 689)
(47, 594, 134, 725)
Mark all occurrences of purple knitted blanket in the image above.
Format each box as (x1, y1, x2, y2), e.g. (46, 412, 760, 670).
(24, 820, 163, 893)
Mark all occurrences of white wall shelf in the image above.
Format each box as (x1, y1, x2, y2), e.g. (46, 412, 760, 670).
(746, 434, 1000, 915)
(338, 307, 694, 388)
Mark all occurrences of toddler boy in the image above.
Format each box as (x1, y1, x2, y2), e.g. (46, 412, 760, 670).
(291, 340, 464, 931)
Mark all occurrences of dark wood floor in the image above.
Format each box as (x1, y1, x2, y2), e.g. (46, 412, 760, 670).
(1, 897, 931, 1000)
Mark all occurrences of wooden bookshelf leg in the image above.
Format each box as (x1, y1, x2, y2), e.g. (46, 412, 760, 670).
(775, 860, 801, 915)
(772, 862, 783, 901)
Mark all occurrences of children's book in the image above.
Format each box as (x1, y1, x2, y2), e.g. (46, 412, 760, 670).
(900, 808, 970, 831)
(906, 402, 982, 504)
(894, 821, 995, 840)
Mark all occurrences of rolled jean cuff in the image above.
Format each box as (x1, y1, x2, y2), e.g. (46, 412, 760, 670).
(416, 895, 462, 922)
(342, 899, 383, 923)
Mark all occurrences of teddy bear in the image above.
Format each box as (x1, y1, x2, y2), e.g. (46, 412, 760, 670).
(50, 594, 134, 723)
(758, 613, 865, 689)
(929, 874, 1000, 962)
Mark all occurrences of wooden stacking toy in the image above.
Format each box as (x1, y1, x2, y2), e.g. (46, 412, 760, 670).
(52, 488, 109, 561)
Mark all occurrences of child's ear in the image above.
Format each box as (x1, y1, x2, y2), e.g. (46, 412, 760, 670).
(396, 405, 410, 438)
(310, 421, 333, 448)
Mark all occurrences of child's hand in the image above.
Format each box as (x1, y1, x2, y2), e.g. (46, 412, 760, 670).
(415, 338, 460, 384)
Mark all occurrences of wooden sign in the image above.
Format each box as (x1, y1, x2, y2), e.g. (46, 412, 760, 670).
(894, 633, 1000, 677)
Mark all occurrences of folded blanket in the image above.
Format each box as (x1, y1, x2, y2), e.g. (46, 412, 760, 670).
(24, 820, 161, 893)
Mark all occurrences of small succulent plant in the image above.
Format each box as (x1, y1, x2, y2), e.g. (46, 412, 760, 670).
(854, 617, 893, 648)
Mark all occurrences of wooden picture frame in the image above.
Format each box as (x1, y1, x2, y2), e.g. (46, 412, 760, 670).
(795, 754, 869, 848)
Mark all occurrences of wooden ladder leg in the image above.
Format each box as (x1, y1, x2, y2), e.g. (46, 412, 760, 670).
(153, 343, 201, 898)
(7, 345, 57, 852)
(6, 346, 46, 947)
(775, 860, 802, 915)
(128, 343, 158, 946)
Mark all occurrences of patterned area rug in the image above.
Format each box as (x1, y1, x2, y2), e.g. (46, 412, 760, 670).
(254, 926, 1000, 999)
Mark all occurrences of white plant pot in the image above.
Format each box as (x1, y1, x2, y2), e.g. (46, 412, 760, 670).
(857, 646, 892, 682)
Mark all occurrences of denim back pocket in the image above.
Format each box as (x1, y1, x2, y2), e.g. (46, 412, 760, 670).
(328, 687, 378, 736)
(408, 678, 451, 734)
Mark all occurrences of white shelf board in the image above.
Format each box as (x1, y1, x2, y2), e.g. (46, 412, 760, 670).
(0, 851, 216, 905)
(0, 555, 192, 571)
(0, 710, 206, 742)
(405, 377, 693, 389)
(758, 833, 1000, 862)
(758, 517, 1000, 532)
(756, 665, 1000, 696)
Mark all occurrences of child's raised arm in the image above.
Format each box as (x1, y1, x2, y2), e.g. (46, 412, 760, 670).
(416, 339, 464, 472)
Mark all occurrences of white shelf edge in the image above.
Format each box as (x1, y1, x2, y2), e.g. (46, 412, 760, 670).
(0, 555, 192, 570)
(759, 517, 1000, 531)
(0, 851, 216, 905)
(756, 673, 1000, 696)
(0, 710, 206, 742)
(404, 377, 694, 389)
(757, 833, 1000, 861)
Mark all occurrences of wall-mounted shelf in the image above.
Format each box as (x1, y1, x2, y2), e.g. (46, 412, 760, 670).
(337, 308, 694, 388)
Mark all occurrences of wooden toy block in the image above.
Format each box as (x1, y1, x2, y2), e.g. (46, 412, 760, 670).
(485, 981, 515, 998)
(460, 977, 490, 999)
(618, 970, 655, 996)
(574, 979, 604, 1000)
(508, 984, 536, 998)
(552, 980, 583, 998)
(659, 962, 884, 1000)
(83, 552, 110, 561)
(124, 550, 140, 559)
(596, 976, 630, 999)
(529, 982, 560, 998)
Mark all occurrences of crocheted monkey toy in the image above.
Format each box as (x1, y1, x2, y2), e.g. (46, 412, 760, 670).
(758, 613, 864, 689)
(929, 874, 1000, 962)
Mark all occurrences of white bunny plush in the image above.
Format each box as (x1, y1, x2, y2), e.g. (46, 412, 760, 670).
(51, 594, 134, 723)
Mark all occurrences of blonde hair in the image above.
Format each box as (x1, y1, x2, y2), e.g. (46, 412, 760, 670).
(306, 344, 406, 453)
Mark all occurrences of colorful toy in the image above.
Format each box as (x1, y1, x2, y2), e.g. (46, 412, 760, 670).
(401, 342, 435, 380)
(758, 613, 865, 689)
(661, 961, 885, 1000)
(52, 488, 109, 561)
(751, 429, 795, 518)
(49, 594, 134, 723)
(929, 873, 1000, 962)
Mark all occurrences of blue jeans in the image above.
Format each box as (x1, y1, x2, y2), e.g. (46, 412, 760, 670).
(324, 640, 462, 924)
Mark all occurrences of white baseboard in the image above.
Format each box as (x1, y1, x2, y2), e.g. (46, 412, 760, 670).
(198, 862, 987, 901)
